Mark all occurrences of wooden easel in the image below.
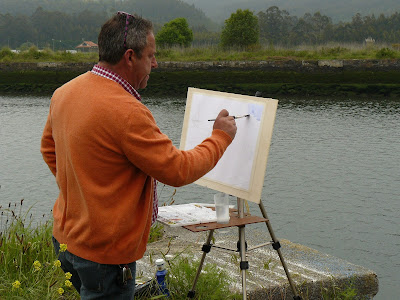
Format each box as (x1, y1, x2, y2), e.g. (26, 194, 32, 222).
(180, 90, 299, 298)
(185, 197, 302, 300)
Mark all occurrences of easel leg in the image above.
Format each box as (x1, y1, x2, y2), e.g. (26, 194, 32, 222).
(238, 198, 248, 300)
(259, 201, 302, 300)
(187, 229, 215, 298)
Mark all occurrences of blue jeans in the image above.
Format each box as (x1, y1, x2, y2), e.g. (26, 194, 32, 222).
(52, 236, 136, 300)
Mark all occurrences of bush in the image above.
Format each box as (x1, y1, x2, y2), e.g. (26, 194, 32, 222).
(0, 47, 15, 60)
(376, 47, 397, 59)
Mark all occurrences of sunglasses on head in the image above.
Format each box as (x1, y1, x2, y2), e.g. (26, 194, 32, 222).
(117, 11, 135, 49)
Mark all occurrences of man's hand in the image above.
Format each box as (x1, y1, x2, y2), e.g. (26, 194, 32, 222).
(213, 109, 237, 140)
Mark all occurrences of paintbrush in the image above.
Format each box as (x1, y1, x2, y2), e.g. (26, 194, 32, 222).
(207, 114, 250, 121)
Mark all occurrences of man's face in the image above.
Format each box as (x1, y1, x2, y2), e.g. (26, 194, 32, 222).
(131, 33, 158, 90)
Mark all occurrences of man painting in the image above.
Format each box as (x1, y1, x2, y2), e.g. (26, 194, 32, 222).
(41, 12, 236, 299)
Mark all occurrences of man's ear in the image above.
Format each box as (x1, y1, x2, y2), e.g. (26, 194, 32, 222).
(124, 49, 135, 64)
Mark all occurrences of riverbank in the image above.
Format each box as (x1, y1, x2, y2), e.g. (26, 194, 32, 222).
(1, 60, 400, 98)
(141, 224, 379, 299)
(0, 200, 378, 299)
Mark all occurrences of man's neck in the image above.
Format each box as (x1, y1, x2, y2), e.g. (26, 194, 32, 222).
(98, 61, 129, 83)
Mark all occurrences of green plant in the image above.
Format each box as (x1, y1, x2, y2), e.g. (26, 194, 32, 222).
(137, 240, 237, 300)
(321, 278, 358, 300)
(135, 256, 235, 300)
(149, 223, 165, 243)
(319, 46, 350, 58)
(1, 42, 400, 63)
(263, 258, 273, 270)
(0, 200, 79, 299)
(392, 43, 400, 50)
(156, 18, 193, 48)
(221, 9, 259, 49)
(168, 256, 234, 299)
(376, 47, 397, 59)
(0, 47, 15, 59)
(0, 48, 99, 62)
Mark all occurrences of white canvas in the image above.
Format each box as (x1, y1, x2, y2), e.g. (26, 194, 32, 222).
(185, 93, 263, 190)
(180, 88, 278, 203)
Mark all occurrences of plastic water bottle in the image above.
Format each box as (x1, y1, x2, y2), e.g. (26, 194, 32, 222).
(155, 258, 170, 296)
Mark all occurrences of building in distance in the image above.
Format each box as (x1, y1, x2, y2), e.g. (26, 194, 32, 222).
(76, 41, 98, 52)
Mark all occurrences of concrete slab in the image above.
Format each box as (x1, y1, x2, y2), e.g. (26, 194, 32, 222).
(136, 224, 378, 299)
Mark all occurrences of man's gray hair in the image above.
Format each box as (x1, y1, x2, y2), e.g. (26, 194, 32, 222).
(98, 13, 153, 64)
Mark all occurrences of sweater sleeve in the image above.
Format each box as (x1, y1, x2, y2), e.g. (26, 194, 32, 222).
(40, 109, 57, 177)
(121, 103, 232, 187)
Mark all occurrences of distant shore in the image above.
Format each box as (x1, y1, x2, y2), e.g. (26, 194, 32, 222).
(1, 59, 400, 98)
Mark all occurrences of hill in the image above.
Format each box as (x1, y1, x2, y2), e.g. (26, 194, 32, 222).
(183, 0, 400, 23)
(0, 0, 215, 29)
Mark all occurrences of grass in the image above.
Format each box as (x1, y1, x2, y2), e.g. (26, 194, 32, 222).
(320, 278, 358, 300)
(0, 200, 238, 299)
(0, 47, 98, 63)
(155, 42, 400, 61)
(0, 200, 79, 299)
(0, 183, 370, 300)
(136, 255, 239, 300)
(1, 200, 360, 300)
(1, 42, 400, 63)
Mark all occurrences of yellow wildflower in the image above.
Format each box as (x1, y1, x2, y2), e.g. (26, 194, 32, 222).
(65, 272, 72, 279)
(65, 280, 73, 288)
(58, 287, 64, 295)
(59, 244, 67, 252)
(33, 260, 42, 271)
(53, 260, 61, 268)
(12, 280, 21, 289)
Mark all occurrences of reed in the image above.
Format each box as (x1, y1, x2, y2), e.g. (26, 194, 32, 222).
(1, 43, 399, 63)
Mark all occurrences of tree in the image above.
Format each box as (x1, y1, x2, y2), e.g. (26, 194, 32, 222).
(220, 9, 259, 48)
(156, 18, 193, 47)
(258, 6, 295, 46)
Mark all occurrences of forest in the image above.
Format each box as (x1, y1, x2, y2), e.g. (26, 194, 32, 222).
(0, 0, 211, 26)
(1, 0, 400, 50)
(257, 7, 400, 46)
(183, 0, 400, 23)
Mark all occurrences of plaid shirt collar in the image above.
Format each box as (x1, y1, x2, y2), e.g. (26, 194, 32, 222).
(91, 64, 142, 101)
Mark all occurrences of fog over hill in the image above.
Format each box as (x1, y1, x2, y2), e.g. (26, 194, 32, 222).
(0, 0, 214, 28)
(183, 0, 400, 22)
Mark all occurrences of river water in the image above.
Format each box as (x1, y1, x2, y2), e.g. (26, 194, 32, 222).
(0, 95, 399, 299)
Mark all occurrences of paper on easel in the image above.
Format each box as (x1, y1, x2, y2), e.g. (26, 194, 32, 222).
(157, 203, 217, 227)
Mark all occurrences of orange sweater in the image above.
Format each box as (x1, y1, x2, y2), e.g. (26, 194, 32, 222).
(41, 72, 232, 264)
